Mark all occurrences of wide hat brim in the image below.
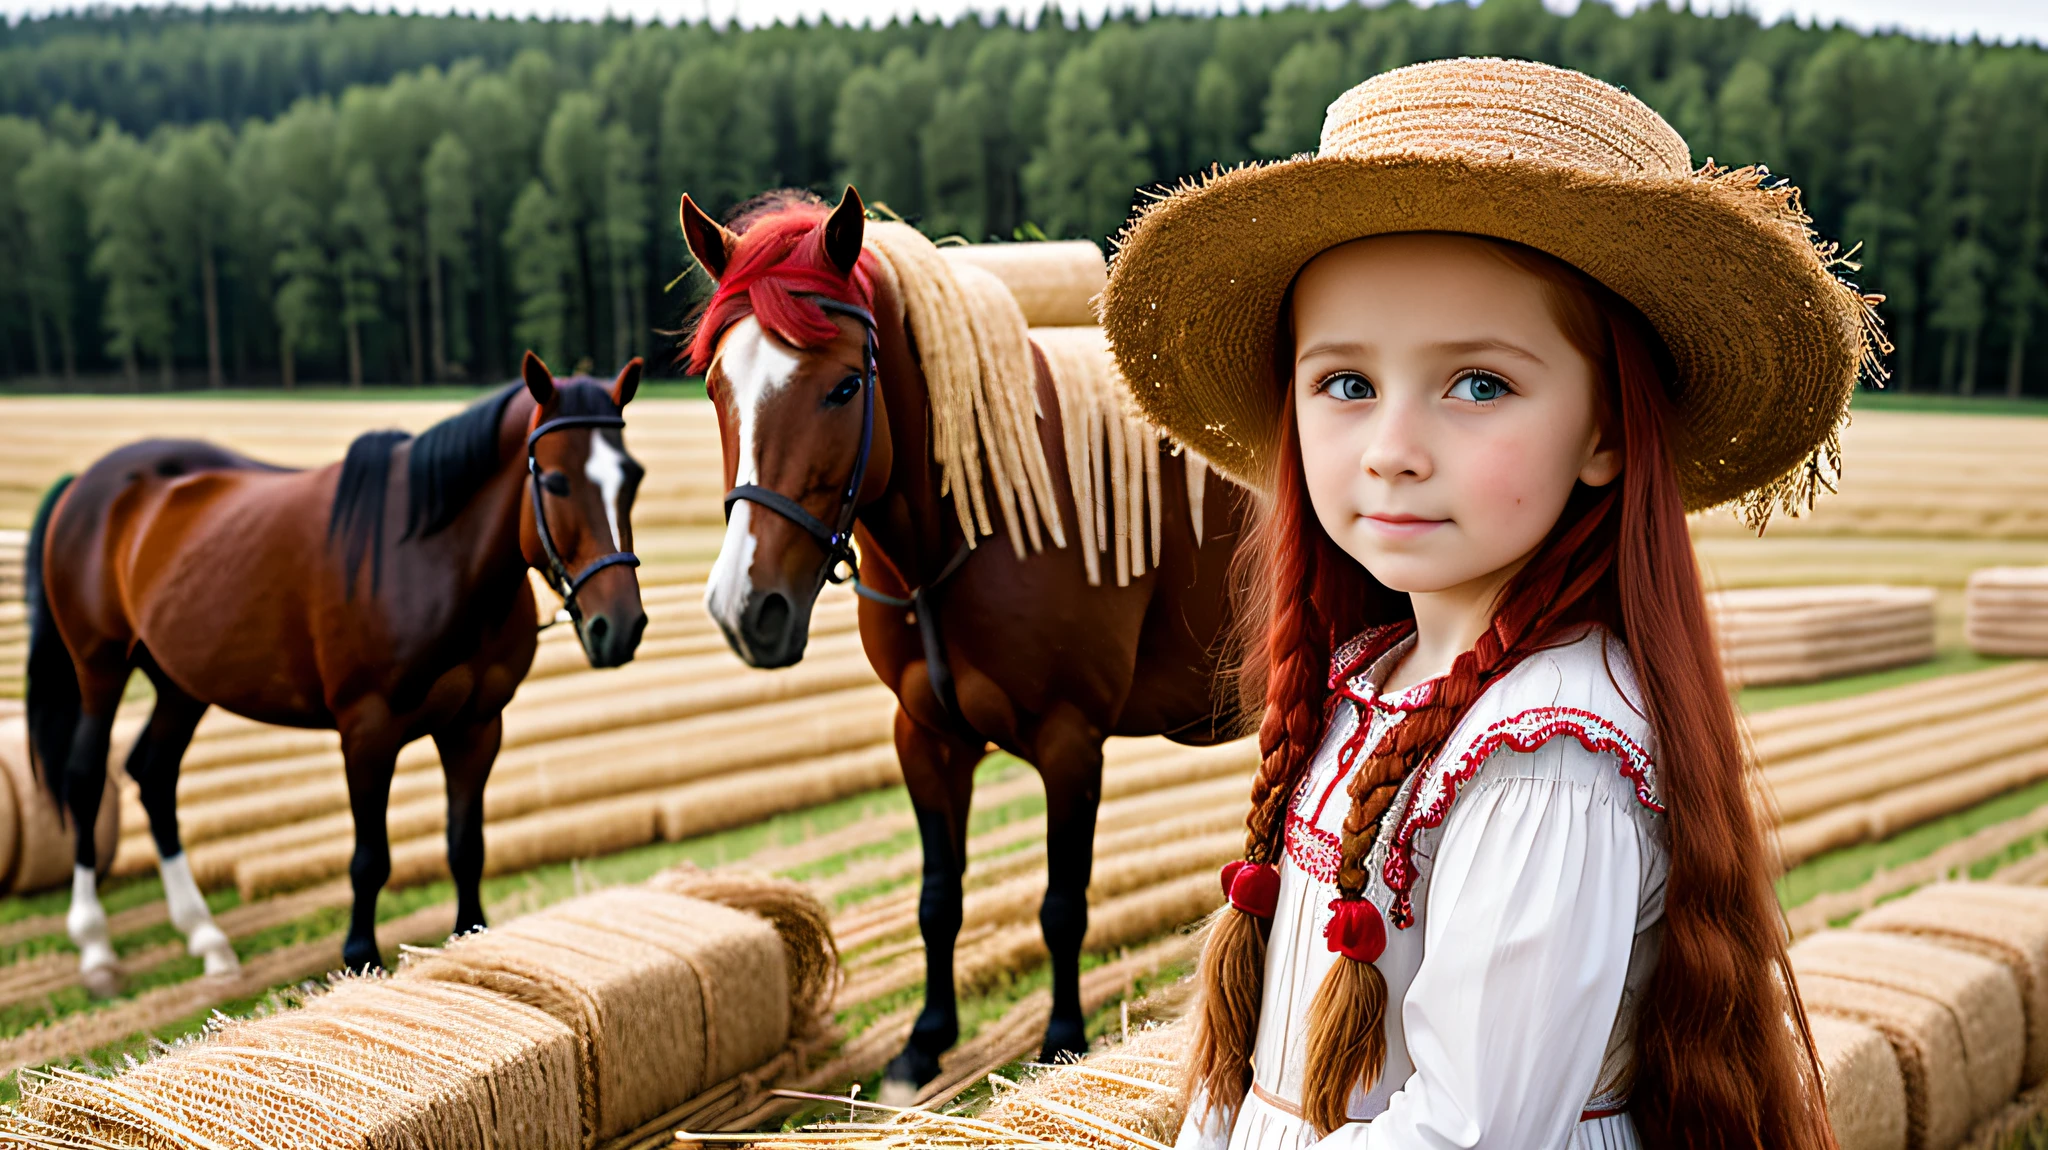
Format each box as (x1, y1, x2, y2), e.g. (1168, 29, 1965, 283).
(1101, 151, 1882, 521)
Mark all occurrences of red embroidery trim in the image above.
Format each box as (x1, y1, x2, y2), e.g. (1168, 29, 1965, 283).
(1380, 706, 1661, 928)
(1327, 621, 1416, 690)
(1285, 813, 1342, 881)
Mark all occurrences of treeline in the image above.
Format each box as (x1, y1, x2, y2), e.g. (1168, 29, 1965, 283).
(0, 1, 2045, 395)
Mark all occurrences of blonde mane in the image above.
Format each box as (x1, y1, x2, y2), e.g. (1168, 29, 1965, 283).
(863, 223, 1209, 585)
(862, 222, 1065, 558)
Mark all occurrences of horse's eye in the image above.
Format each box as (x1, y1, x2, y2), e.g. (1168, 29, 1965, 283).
(542, 471, 572, 497)
(825, 375, 862, 407)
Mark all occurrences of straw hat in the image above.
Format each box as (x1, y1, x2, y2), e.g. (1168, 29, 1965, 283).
(1100, 57, 1887, 527)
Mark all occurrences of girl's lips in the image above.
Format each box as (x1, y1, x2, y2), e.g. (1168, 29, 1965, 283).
(1361, 513, 1448, 538)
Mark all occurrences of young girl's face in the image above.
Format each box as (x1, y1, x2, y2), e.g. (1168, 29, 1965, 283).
(1291, 233, 1621, 598)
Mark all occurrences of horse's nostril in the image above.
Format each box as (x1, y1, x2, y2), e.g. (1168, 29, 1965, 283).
(755, 593, 790, 644)
(586, 615, 610, 646)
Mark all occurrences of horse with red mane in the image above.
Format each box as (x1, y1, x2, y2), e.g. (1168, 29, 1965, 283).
(686, 186, 1247, 1090)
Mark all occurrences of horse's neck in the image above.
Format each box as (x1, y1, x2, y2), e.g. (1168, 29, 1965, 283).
(424, 393, 533, 593)
(864, 279, 957, 584)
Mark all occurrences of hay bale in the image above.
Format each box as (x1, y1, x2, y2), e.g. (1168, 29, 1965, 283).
(978, 1016, 1190, 1146)
(400, 887, 789, 1145)
(0, 716, 117, 892)
(1810, 1013, 1908, 1150)
(1857, 883, 2048, 1086)
(653, 744, 902, 845)
(14, 977, 583, 1150)
(940, 240, 1106, 327)
(1793, 930, 2024, 1145)
(1710, 585, 1937, 687)
(644, 865, 840, 1036)
(1967, 568, 2048, 657)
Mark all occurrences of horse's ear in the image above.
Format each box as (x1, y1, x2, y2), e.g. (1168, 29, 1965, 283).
(680, 193, 737, 280)
(612, 357, 642, 408)
(824, 185, 865, 278)
(522, 351, 555, 405)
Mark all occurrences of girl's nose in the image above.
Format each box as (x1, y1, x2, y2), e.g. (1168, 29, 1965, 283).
(1360, 393, 1433, 483)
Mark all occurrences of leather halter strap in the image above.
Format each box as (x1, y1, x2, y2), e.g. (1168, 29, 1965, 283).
(721, 296, 878, 592)
(527, 414, 641, 623)
(715, 295, 974, 726)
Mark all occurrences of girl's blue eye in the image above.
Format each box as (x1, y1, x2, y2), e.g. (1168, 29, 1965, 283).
(1322, 372, 1374, 401)
(1448, 371, 1510, 403)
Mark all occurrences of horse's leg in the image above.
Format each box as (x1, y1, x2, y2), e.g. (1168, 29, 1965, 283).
(1034, 704, 1106, 1064)
(63, 653, 127, 997)
(883, 709, 982, 1095)
(127, 664, 236, 976)
(431, 713, 502, 937)
(339, 715, 402, 973)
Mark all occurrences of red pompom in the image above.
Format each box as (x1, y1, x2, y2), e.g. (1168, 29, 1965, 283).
(1219, 860, 1246, 899)
(1324, 897, 1387, 963)
(1226, 862, 1280, 919)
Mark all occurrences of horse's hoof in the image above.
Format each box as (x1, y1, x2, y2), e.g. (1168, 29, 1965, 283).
(189, 926, 239, 977)
(884, 1044, 943, 1091)
(341, 941, 385, 974)
(80, 960, 123, 999)
(878, 1078, 922, 1107)
(1038, 1018, 1089, 1065)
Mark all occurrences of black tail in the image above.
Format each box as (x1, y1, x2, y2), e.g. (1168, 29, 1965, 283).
(25, 475, 78, 810)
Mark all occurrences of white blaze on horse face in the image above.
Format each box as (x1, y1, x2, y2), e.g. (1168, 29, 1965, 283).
(585, 431, 627, 550)
(706, 317, 803, 632)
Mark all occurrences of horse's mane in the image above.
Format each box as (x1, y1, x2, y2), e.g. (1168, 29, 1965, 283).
(327, 381, 619, 597)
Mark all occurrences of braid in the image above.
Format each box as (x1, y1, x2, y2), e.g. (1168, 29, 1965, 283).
(1301, 485, 1622, 1136)
(1188, 409, 1337, 1123)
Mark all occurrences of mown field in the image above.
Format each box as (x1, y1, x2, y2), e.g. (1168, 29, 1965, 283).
(0, 392, 2044, 1139)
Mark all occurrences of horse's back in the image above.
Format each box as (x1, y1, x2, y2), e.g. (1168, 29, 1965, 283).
(51, 438, 335, 720)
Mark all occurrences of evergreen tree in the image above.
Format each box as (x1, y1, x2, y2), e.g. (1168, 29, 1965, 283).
(505, 177, 572, 370)
(423, 131, 476, 379)
(1252, 36, 1346, 159)
(333, 160, 400, 386)
(1022, 41, 1149, 240)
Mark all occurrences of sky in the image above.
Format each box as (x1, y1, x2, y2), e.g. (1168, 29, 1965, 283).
(2, 0, 2044, 46)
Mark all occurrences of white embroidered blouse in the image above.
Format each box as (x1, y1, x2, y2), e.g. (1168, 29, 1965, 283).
(1178, 626, 1670, 1150)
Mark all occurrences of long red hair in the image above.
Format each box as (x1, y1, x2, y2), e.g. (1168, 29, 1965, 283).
(684, 197, 874, 377)
(1192, 238, 1836, 1148)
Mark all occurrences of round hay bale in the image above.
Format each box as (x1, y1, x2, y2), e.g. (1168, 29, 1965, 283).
(1, 715, 118, 892)
(940, 240, 1106, 327)
(1809, 1014, 1908, 1150)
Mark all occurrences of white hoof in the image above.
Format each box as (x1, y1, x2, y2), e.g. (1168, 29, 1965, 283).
(78, 946, 122, 998)
(189, 925, 239, 977)
(876, 1078, 921, 1108)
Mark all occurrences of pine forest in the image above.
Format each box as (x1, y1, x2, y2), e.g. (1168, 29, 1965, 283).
(0, 1, 2044, 395)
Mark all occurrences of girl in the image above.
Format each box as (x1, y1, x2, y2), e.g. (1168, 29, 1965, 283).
(1100, 59, 1884, 1148)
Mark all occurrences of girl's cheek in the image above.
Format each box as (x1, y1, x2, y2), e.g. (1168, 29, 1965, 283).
(1454, 427, 1572, 530)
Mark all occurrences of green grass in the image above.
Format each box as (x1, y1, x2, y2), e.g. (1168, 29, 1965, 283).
(1738, 648, 2012, 713)
(1851, 389, 2048, 418)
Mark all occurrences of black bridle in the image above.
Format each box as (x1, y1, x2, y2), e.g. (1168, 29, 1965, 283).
(723, 296, 879, 592)
(527, 414, 641, 623)
(718, 294, 973, 721)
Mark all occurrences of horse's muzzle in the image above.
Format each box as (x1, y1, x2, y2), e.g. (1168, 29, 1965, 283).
(723, 587, 812, 669)
(578, 607, 646, 668)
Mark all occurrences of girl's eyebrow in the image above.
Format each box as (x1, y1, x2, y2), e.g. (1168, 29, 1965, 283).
(1427, 337, 1548, 366)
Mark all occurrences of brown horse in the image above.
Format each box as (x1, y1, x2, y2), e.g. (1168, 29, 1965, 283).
(25, 355, 646, 993)
(686, 187, 1247, 1088)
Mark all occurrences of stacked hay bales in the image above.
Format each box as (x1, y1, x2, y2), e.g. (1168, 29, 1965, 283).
(1791, 882, 2048, 1150)
(1966, 568, 2048, 657)
(1710, 585, 1937, 687)
(3, 869, 833, 1149)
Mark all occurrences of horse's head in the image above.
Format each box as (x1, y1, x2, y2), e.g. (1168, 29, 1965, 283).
(688, 186, 893, 669)
(519, 352, 648, 669)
